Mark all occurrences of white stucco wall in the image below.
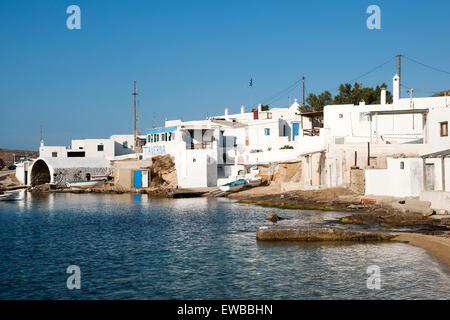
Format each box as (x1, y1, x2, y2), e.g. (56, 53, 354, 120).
(365, 158, 423, 197)
(323, 104, 425, 145)
(421, 191, 450, 212)
(426, 107, 450, 153)
(39, 146, 68, 158)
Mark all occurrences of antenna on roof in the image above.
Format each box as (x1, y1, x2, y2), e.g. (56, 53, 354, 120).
(132, 81, 138, 150)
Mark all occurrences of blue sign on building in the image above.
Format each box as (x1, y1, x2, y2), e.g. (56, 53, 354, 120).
(146, 126, 177, 135)
(146, 145, 166, 156)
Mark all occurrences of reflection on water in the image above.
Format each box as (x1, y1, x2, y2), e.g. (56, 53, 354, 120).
(0, 193, 449, 299)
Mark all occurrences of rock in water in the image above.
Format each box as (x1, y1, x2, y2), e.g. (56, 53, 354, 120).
(266, 214, 285, 222)
(256, 226, 395, 241)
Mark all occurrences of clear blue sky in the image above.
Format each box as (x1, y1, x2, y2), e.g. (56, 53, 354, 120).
(1, 0, 450, 150)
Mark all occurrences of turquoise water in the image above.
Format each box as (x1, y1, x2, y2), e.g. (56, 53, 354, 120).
(0, 193, 449, 299)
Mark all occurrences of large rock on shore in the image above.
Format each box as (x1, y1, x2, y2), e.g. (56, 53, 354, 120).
(256, 226, 395, 241)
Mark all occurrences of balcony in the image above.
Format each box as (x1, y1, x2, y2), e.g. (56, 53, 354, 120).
(303, 128, 320, 136)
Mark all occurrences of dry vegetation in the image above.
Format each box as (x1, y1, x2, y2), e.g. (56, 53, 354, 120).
(0, 148, 38, 165)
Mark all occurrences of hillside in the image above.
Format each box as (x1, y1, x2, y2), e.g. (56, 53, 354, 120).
(0, 148, 39, 165)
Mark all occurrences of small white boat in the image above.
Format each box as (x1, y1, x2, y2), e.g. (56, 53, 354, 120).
(0, 191, 24, 201)
(219, 179, 247, 192)
(66, 180, 103, 189)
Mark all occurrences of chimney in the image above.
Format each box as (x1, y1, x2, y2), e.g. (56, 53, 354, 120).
(380, 87, 386, 105)
(257, 104, 262, 112)
(253, 109, 259, 120)
(224, 107, 229, 116)
(240, 105, 245, 114)
(393, 74, 400, 102)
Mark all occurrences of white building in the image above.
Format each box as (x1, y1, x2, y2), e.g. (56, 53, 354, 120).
(28, 157, 112, 187)
(140, 73, 449, 199)
(142, 100, 317, 188)
(39, 134, 137, 159)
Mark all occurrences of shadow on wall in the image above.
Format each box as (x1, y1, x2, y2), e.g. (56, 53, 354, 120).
(30, 159, 50, 186)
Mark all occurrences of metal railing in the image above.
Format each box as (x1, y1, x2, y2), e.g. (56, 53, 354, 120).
(303, 128, 320, 136)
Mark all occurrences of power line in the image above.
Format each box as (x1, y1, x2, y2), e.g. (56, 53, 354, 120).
(265, 83, 299, 105)
(403, 55, 450, 76)
(260, 79, 301, 105)
(327, 56, 396, 92)
(401, 83, 447, 95)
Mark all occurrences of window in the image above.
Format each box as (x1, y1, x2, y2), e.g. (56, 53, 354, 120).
(264, 128, 270, 136)
(68, 151, 85, 157)
(400, 161, 404, 170)
(97, 144, 104, 151)
(339, 114, 344, 119)
(334, 137, 345, 144)
(147, 135, 151, 143)
(52, 152, 57, 157)
(440, 121, 448, 137)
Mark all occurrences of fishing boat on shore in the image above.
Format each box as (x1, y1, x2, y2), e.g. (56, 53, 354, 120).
(0, 190, 24, 201)
(219, 178, 247, 192)
(66, 180, 104, 189)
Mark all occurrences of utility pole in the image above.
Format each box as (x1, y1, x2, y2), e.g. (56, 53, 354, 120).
(132, 81, 138, 151)
(396, 54, 403, 92)
(410, 88, 415, 129)
(302, 76, 305, 106)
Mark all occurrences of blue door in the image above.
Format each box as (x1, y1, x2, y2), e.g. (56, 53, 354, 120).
(133, 170, 142, 188)
(292, 122, 299, 141)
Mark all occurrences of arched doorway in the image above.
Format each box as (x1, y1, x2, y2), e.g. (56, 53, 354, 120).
(30, 159, 51, 186)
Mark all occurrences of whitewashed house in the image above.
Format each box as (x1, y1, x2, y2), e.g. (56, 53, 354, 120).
(317, 75, 450, 192)
(18, 134, 140, 187)
(142, 99, 319, 188)
(39, 134, 137, 159)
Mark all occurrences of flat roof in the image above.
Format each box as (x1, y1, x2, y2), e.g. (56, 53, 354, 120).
(296, 111, 324, 117)
(421, 149, 450, 159)
(363, 109, 429, 116)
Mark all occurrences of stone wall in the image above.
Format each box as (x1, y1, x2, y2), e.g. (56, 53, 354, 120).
(53, 167, 112, 187)
(349, 168, 365, 195)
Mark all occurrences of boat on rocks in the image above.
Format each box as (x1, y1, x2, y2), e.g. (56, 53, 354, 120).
(219, 178, 247, 192)
(0, 190, 24, 201)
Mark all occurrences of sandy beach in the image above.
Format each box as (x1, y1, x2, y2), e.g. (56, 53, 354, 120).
(394, 233, 450, 269)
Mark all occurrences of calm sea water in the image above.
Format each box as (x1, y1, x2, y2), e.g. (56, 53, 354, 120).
(0, 192, 449, 300)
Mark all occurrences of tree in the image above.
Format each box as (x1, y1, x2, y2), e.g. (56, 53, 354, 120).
(333, 82, 392, 105)
(297, 83, 393, 114)
(261, 104, 270, 111)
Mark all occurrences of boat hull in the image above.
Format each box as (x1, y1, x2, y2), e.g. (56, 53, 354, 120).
(0, 191, 23, 201)
(66, 180, 103, 189)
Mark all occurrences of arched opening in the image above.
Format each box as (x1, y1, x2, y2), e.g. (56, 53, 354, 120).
(30, 159, 51, 186)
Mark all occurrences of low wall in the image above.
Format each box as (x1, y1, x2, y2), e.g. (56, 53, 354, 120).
(421, 191, 450, 212)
